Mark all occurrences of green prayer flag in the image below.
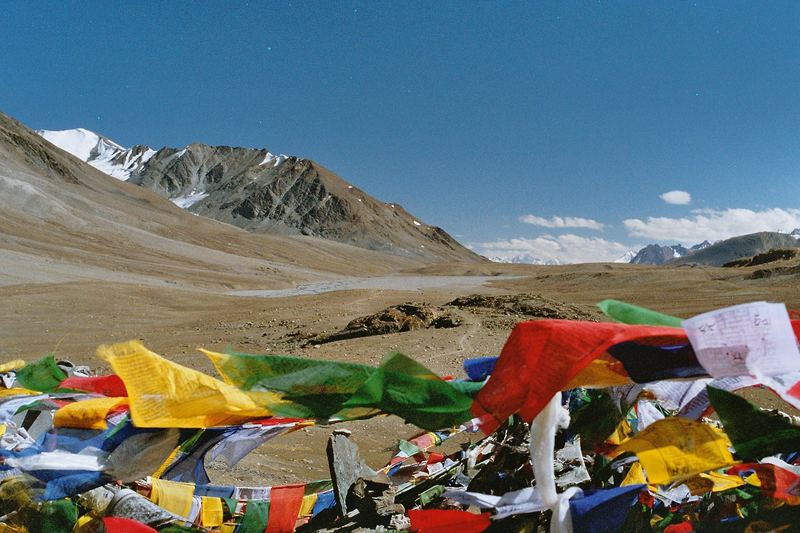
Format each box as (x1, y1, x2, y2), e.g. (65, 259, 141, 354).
(239, 499, 269, 533)
(341, 352, 474, 430)
(206, 350, 374, 418)
(448, 379, 484, 397)
(597, 299, 683, 328)
(568, 389, 625, 451)
(707, 386, 800, 460)
(158, 526, 197, 533)
(15, 355, 67, 392)
(223, 497, 237, 515)
(40, 498, 77, 533)
(207, 349, 477, 425)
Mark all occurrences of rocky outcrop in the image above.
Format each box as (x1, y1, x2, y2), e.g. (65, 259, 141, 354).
(308, 303, 461, 345)
(447, 293, 600, 321)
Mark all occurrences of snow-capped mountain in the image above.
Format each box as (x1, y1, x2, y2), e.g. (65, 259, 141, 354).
(36, 128, 482, 262)
(627, 240, 714, 265)
(614, 250, 637, 263)
(36, 128, 156, 181)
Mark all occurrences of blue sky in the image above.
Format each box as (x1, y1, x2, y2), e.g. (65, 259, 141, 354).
(2, 1, 800, 262)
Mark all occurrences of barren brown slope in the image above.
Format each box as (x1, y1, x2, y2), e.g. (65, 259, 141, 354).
(0, 111, 424, 291)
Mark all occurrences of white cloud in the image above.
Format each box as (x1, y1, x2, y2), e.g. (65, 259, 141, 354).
(660, 190, 692, 205)
(519, 214, 604, 230)
(624, 207, 800, 244)
(473, 234, 634, 264)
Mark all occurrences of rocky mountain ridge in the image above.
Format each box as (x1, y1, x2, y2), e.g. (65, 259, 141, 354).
(36, 128, 482, 262)
(629, 240, 711, 265)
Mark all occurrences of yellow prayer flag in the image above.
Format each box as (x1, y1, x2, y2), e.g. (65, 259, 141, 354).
(53, 397, 128, 430)
(610, 417, 735, 485)
(0, 388, 39, 398)
(150, 478, 195, 519)
(73, 515, 101, 533)
(0, 523, 27, 533)
(564, 354, 631, 389)
(201, 496, 224, 528)
(685, 471, 745, 495)
(621, 462, 647, 486)
(607, 418, 633, 446)
(299, 493, 318, 516)
(98, 341, 271, 428)
(744, 473, 761, 487)
(0, 360, 26, 374)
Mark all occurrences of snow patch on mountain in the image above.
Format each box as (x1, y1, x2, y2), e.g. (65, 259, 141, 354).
(615, 250, 637, 263)
(36, 128, 150, 181)
(171, 190, 209, 208)
(259, 151, 287, 167)
(37, 128, 121, 161)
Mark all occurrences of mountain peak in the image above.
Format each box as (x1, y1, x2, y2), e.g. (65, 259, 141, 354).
(35, 125, 480, 262)
(36, 128, 148, 180)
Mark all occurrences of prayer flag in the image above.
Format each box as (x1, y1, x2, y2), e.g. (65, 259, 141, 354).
(342, 352, 474, 430)
(408, 509, 491, 533)
(98, 342, 271, 428)
(473, 320, 687, 433)
(58, 375, 127, 397)
(611, 418, 734, 485)
(598, 299, 683, 327)
(53, 397, 128, 430)
(15, 356, 66, 392)
(266, 483, 305, 532)
(707, 386, 800, 460)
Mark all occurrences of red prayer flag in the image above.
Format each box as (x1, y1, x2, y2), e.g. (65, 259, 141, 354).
(59, 374, 127, 397)
(408, 509, 491, 533)
(472, 320, 687, 434)
(728, 463, 800, 502)
(265, 483, 306, 533)
(664, 522, 694, 533)
(103, 516, 158, 533)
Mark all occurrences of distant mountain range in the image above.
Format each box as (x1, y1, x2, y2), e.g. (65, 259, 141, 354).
(629, 240, 712, 265)
(669, 231, 800, 266)
(488, 231, 800, 267)
(36, 128, 482, 263)
(630, 232, 800, 266)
